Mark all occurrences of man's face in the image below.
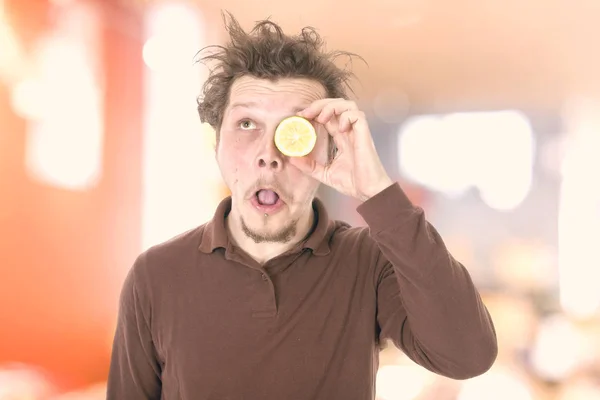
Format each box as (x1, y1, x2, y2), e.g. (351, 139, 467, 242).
(216, 76, 329, 243)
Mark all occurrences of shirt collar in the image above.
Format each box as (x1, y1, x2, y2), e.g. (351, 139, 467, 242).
(198, 196, 332, 256)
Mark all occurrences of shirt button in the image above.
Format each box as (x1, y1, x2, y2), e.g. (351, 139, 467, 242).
(261, 274, 268, 281)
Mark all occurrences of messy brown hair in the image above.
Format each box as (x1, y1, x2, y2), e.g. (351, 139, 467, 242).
(196, 12, 362, 137)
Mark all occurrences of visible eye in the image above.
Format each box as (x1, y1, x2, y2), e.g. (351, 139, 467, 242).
(239, 120, 256, 130)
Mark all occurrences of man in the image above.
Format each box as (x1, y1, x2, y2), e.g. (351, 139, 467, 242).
(107, 13, 497, 400)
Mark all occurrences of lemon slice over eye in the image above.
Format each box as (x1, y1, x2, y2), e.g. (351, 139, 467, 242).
(274, 116, 317, 157)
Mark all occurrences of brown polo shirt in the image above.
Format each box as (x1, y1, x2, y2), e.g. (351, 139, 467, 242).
(107, 183, 497, 399)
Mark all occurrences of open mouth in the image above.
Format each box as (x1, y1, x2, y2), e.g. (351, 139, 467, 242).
(255, 189, 280, 206)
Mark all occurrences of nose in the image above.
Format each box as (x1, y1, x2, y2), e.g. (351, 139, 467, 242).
(256, 137, 284, 171)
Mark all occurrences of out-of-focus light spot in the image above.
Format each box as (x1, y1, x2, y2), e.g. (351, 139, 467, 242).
(558, 98, 600, 319)
(473, 111, 534, 210)
(26, 116, 103, 190)
(47, 382, 107, 400)
(539, 134, 568, 177)
(557, 378, 600, 400)
(0, 8, 26, 85)
(142, 35, 181, 72)
(398, 115, 471, 197)
(0, 364, 56, 399)
(376, 365, 429, 400)
(23, 37, 103, 190)
(397, 110, 534, 211)
(457, 368, 532, 400)
(530, 314, 584, 381)
(141, 3, 222, 250)
(20, 3, 104, 191)
(142, 3, 201, 73)
(10, 78, 48, 121)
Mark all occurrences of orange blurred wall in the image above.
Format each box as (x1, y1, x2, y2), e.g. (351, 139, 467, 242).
(0, 1, 145, 390)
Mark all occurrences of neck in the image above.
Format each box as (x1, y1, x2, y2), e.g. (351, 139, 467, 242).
(226, 207, 315, 265)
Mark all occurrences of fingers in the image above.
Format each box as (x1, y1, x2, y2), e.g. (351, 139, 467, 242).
(298, 98, 358, 126)
(338, 109, 366, 133)
(298, 98, 366, 136)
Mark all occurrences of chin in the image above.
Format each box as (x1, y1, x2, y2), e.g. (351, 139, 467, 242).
(240, 215, 298, 244)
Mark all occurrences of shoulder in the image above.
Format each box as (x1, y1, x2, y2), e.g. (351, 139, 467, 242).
(146, 225, 206, 261)
(330, 219, 375, 245)
(128, 224, 207, 287)
(328, 219, 381, 259)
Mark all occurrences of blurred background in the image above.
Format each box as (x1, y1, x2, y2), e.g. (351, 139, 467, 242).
(1, 0, 600, 398)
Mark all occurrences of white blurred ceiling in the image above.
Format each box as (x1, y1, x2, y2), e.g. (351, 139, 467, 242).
(200, 0, 600, 111)
(12, 0, 597, 111)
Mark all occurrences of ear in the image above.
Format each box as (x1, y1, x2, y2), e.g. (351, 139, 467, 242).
(201, 122, 218, 152)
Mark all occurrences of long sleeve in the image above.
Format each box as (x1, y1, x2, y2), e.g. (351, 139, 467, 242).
(107, 255, 162, 399)
(357, 183, 498, 380)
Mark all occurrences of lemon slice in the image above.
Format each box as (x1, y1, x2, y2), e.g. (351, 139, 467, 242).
(274, 116, 317, 157)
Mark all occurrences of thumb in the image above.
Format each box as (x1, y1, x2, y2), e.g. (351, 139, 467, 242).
(289, 156, 327, 183)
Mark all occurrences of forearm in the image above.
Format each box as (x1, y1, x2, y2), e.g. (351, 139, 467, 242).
(359, 183, 497, 378)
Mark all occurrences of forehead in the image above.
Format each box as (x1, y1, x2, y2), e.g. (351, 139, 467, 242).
(226, 76, 326, 114)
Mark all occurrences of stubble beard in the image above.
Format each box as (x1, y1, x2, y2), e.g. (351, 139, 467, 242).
(240, 216, 298, 244)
